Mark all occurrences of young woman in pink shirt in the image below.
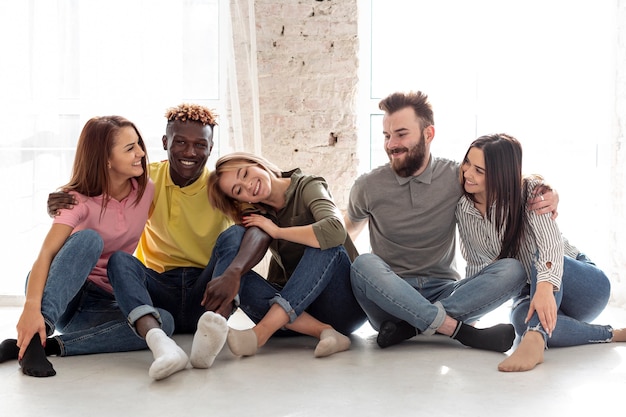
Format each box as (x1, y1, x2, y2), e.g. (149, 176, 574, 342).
(0, 116, 184, 379)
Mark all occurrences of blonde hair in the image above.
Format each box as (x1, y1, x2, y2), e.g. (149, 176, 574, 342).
(208, 152, 281, 222)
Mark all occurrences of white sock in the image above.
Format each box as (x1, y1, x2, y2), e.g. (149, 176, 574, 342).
(190, 311, 228, 369)
(314, 328, 351, 358)
(145, 328, 189, 380)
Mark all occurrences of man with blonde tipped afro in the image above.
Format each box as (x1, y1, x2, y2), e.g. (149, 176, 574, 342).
(48, 103, 272, 380)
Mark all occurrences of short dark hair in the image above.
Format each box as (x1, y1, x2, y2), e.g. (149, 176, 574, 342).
(378, 91, 434, 129)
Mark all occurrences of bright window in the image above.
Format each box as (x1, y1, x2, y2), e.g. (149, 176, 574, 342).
(358, 0, 615, 273)
(0, 0, 226, 296)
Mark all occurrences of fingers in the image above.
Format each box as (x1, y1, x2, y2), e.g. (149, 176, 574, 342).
(39, 329, 47, 348)
(537, 308, 557, 337)
(201, 291, 222, 312)
(525, 304, 536, 324)
(539, 314, 551, 337)
(17, 334, 33, 360)
(550, 210, 558, 221)
(215, 303, 232, 319)
(201, 289, 210, 307)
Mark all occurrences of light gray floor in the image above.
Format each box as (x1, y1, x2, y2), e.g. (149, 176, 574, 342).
(1, 303, 626, 417)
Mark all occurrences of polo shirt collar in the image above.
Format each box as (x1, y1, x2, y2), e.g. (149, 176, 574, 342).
(164, 165, 209, 195)
(393, 154, 434, 185)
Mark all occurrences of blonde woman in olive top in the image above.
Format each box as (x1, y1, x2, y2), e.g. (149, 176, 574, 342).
(207, 152, 366, 358)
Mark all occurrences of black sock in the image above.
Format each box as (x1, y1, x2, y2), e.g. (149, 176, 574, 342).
(19, 334, 56, 377)
(44, 337, 61, 356)
(451, 322, 515, 353)
(377, 320, 417, 348)
(0, 337, 59, 363)
(0, 339, 19, 363)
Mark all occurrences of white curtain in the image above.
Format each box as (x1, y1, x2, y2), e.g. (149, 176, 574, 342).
(0, 0, 224, 297)
(225, 0, 262, 155)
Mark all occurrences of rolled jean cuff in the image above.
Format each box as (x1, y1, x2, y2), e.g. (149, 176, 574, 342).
(43, 316, 56, 337)
(423, 301, 447, 336)
(128, 305, 162, 336)
(269, 294, 297, 323)
(524, 324, 549, 349)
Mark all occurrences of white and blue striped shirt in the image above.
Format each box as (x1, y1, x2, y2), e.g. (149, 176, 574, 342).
(455, 179, 579, 290)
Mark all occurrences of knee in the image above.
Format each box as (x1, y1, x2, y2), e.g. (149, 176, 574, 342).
(593, 270, 611, 305)
(107, 251, 137, 282)
(73, 229, 104, 255)
(215, 224, 246, 248)
(350, 254, 369, 285)
(351, 253, 377, 274)
(499, 258, 526, 282)
(595, 270, 611, 297)
(350, 253, 381, 289)
(108, 250, 135, 269)
(213, 224, 246, 255)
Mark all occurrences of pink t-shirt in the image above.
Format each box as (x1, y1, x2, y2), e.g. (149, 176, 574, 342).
(53, 178, 155, 293)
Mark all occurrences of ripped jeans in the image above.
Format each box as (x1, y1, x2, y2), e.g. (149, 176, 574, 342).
(511, 254, 613, 347)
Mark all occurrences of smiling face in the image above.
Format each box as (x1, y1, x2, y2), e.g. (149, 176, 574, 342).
(461, 146, 487, 203)
(162, 120, 213, 187)
(383, 107, 433, 177)
(108, 126, 146, 182)
(218, 163, 272, 203)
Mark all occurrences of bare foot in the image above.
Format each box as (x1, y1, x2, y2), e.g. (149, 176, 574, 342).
(498, 330, 544, 372)
(612, 328, 626, 342)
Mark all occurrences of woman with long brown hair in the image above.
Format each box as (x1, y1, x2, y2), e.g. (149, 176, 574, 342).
(0, 116, 183, 378)
(457, 133, 625, 372)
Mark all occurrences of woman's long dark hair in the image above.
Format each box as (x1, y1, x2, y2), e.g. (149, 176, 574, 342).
(461, 133, 526, 259)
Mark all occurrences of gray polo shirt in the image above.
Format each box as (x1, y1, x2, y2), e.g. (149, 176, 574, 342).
(347, 155, 462, 280)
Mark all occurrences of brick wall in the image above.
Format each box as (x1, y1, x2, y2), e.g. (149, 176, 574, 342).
(228, 0, 626, 301)
(228, 0, 359, 209)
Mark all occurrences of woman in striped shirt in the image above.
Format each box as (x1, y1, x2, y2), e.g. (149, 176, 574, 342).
(456, 133, 625, 372)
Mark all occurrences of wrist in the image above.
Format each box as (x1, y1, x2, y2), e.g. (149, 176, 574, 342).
(536, 281, 556, 293)
(23, 299, 42, 311)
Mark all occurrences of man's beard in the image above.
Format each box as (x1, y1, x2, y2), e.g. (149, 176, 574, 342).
(388, 137, 427, 177)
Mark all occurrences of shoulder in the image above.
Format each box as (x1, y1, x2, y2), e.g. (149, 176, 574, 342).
(68, 190, 91, 205)
(141, 178, 156, 201)
(149, 161, 168, 180)
(432, 156, 460, 173)
(146, 178, 155, 192)
(287, 170, 331, 201)
(53, 191, 90, 225)
(524, 176, 543, 190)
(354, 164, 393, 185)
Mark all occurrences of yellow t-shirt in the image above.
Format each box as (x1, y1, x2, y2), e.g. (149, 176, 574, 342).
(135, 161, 232, 272)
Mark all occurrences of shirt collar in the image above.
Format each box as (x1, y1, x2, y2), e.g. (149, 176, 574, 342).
(392, 154, 434, 185)
(164, 163, 209, 195)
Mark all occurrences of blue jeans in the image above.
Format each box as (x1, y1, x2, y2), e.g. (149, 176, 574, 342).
(107, 255, 211, 334)
(511, 254, 612, 347)
(107, 224, 258, 334)
(212, 225, 366, 335)
(37, 230, 174, 356)
(350, 253, 527, 335)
